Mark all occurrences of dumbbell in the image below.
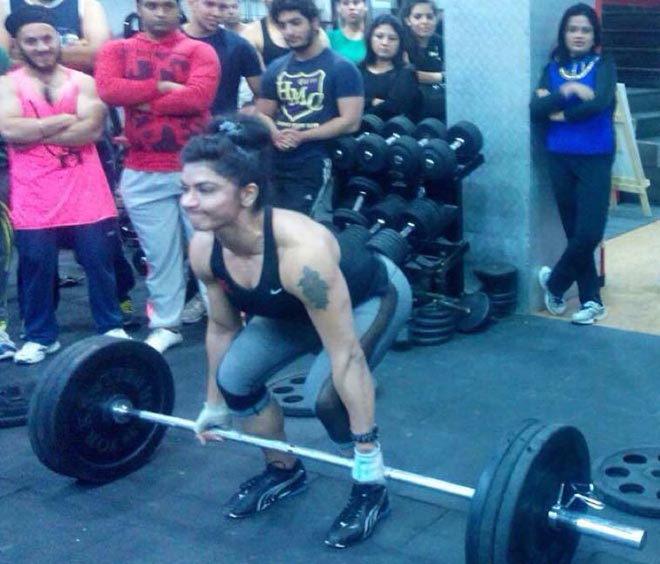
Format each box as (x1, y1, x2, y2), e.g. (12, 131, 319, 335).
(356, 115, 417, 174)
(420, 121, 483, 181)
(333, 176, 384, 229)
(337, 194, 409, 247)
(387, 118, 448, 178)
(329, 114, 385, 172)
(366, 197, 458, 265)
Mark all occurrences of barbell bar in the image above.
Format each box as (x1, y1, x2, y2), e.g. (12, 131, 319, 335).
(28, 337, 647, 562)
(111, 400, 645, 552)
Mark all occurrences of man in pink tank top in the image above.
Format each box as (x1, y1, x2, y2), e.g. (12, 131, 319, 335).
(0, 5, 130, 364)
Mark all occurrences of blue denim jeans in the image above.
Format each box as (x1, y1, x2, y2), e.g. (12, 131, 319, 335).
(14, 218, 122, 344)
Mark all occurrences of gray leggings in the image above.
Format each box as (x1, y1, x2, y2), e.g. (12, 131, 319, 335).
(217, 255, 412, 446)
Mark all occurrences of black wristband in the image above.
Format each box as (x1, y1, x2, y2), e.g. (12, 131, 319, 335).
(351, 425, 379, 444)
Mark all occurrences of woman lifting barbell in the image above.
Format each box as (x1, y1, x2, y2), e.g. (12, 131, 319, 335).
(180, 114, 412, 548)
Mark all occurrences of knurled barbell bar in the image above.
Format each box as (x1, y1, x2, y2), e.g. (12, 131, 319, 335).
(28, 337, 647, 563)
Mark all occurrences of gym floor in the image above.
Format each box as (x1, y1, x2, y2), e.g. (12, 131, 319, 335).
(1, 206, 658, 563)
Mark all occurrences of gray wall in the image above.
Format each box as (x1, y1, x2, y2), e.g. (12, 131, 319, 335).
(442, 0, 589, 309)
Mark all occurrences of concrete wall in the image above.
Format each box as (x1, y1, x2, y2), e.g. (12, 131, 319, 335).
(441, 0, 590, 310)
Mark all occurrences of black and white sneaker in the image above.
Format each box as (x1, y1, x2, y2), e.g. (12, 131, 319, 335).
(325, 483, 390, 548)
(226, 460, 307, 519)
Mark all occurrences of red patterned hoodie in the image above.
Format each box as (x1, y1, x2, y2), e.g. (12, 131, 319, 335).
(95, 30, 220, 171)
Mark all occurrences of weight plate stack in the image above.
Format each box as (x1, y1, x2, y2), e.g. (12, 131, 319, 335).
(594, 446, 660, 518)
(0, 384, 29, 429)
(473, 261, 518, 319)
(408, 302, 456, 346)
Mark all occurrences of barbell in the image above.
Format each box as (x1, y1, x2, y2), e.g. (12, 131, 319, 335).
(28, 337, 646, 562)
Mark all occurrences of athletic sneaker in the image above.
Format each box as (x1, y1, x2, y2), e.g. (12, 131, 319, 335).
(144, 328, 183, 354)
(572, 301, 606, 325)
(0, 329, 17, 361)
(181, 294, 207, 324)
(103, 328, 132, 339)
(538, 266, 567, 316)
(325, 483, 390, 548)
(226, 460, 307, 519)
(14, 341, 61, 365)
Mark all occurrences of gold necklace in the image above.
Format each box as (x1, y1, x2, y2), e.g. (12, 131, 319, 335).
(559, 57, 598, 80)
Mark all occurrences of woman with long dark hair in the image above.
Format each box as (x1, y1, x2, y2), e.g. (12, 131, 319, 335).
(182, 113, 411, 547)
(359, 14, 418, 121)
(400, 0, 444, 120)
(530, 3, 617, 325)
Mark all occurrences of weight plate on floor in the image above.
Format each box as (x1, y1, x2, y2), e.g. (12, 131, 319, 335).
(411, 311, 456, 329)
(474, 262, 518, 293)
(594, 446, 660, 518)
(28, 336, 175, 483)
(0, 384, 29, 429)
(408, 323, 456, 339)
(466, 420, 590, 564)
(268, 371, 314, 417)
(409, 331, 454, 346)
(456, 292, 491, 333)
(485, 289, 518, 302)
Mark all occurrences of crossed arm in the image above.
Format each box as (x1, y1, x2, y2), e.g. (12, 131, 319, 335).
(0, 73, 105, 145)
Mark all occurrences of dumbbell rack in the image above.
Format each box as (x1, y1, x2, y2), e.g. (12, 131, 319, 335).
(404, 152, 485, 298)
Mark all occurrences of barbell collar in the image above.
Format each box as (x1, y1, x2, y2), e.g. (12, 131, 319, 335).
(111, 403, 647, 551)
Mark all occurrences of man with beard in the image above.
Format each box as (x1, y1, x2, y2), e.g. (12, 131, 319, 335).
(257, 0, 363, 220)
(0, 0, 111, 73)
(94, 0, 219, 354)
(182, 0, 262, 115)
(0, 6, 129, 364)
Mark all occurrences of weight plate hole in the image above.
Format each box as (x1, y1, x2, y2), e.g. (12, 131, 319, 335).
(651, 470, 660, 479)
(605, 466, 630, 478)
(272, 386, 294, 394)
(619, 483, 645, 495)
(290, 377, 306, 384)
(622, 454, 647, 464)
(282, 395, 304, 403)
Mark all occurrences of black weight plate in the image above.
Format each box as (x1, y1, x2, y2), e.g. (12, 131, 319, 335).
(337, 224, 371, 248)
(361, 113, 385, 134)
(411, 311, 456, 329)
(329, 136, 357, 171)
(267, 371, 313, 417)
(415, 301, 455, 321)
(356, 135, 387, 173)
(347, 176, 384, 202)
(414, 118, 448, 141)
(466, 420, 590, 564)
(387, 135, 421, 177)
(456, 292, 491, 333)
(448, 120, 483, 161)
(0, 384, 29, 429)
(421, 139, 456, 180)
(594, 446, 660, 518)
(408, 323, 456, 339)
(365, 194, 407, 227)
(382, 115, 416, 138)
(409, 331, 454, 346)
(333, 208, 369, 229)
(485, 289, 518, 302)
(474, 262, 518, 293)
(28, 336, 175, 483)
(367, 228, 411, 266)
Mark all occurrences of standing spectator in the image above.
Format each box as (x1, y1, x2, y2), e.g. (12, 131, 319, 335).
(328, 0, 367, 64)
(0, 0, 111, 73)
(400, 0, 445, 121)
(0, 44, 14, 360)
(530, 3, 616, 325)
(0, 6, 129, 365)
(257, 0, 363, 219)
(241, 0, 329, 67)
(95, 0, 220, 353)
(359, 14, 418, 122)
(217, 0, 248, 34)
(183, 0, 262, 115)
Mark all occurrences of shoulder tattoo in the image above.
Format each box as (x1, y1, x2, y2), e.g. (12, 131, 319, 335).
(297, 266, 329, 310)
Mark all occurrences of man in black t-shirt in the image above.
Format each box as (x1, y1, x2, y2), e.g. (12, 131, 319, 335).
(183, 0, 262, 115)
(257, 0, 363, 220)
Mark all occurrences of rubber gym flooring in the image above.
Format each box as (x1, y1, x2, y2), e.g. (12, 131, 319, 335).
(1, 212, 659, 563)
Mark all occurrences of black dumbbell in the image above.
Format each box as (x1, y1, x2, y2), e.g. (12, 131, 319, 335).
(329, 115, 385, 172)
(333, 176, 384, 229)
(420, 121, 483, 181)
(356, 115, 416, 174)
(366, 197, 458, 265)
(387, 118, 448, 178)
(337, 194, 409, 246)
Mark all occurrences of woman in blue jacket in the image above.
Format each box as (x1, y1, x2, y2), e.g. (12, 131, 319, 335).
(530, 3, 617, 325)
